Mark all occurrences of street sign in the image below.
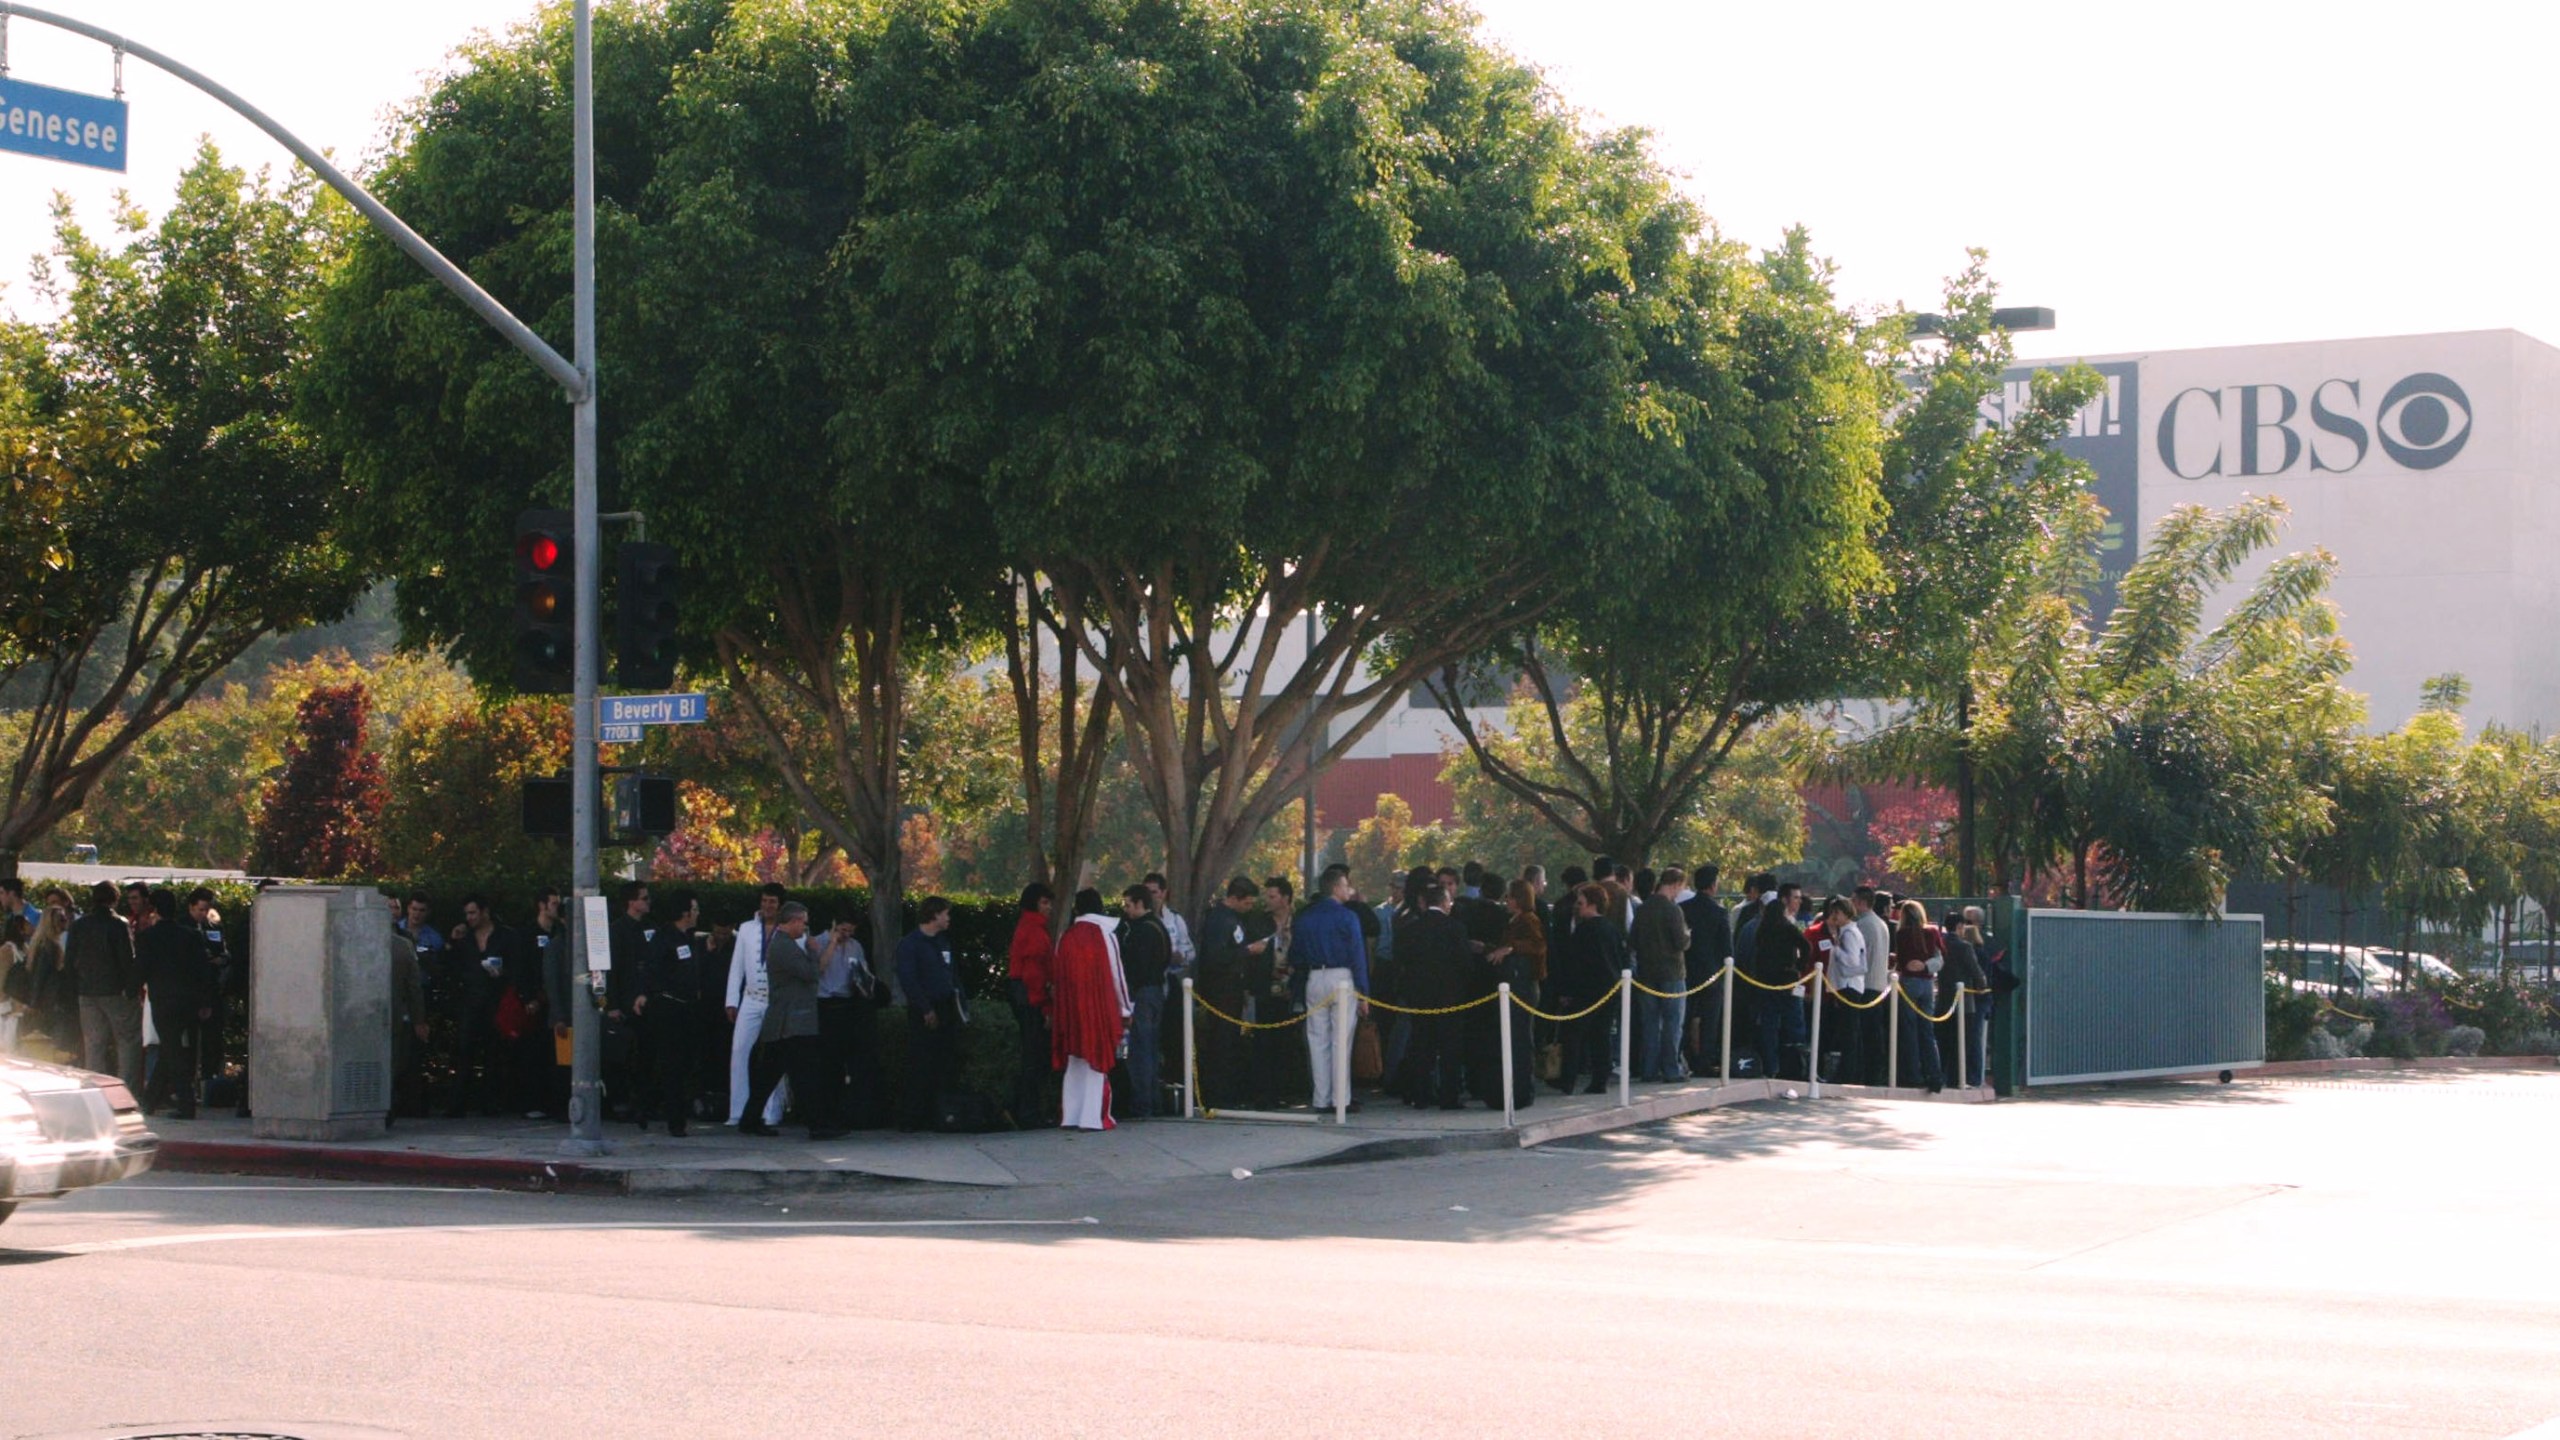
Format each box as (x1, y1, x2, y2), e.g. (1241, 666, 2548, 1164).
(598, 722, 645, 744)
(0, 76, 130, 173)
(597, 692, 706, 726)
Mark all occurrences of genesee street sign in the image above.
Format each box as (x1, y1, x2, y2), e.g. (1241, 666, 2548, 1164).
(597, 692, 707, 726)
(0, 76, 129, 173)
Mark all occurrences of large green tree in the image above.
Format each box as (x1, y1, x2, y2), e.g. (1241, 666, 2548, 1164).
(1435, 252, 2106, 867)
(310, 0, 994, 957)
(0, 149, 370, 876)
(839, 0, 1725, 908)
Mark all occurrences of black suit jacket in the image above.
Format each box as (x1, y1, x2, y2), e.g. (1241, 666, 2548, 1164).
(138, 922, 210, 1011)
(1393, 909, 1472, 1011)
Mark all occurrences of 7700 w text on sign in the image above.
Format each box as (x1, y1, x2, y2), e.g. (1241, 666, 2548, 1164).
(0, 77, 129, 173)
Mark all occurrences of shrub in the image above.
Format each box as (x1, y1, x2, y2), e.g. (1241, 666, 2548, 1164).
(2305, 1023, 2370, 1061)
(2264, 978, 2324, 1062)
(2365, 991, 2454, 1059)
(2516, 1029, 2560, 1057)
(2445, 1025, 2486, 1058)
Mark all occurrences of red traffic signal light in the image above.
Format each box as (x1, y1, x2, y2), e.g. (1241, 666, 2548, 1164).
(513, 509, 575, 694)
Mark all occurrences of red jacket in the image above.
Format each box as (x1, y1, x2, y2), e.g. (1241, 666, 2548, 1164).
(1050, 915, 1129, 1074)
(1008, 910, 1053, 1009)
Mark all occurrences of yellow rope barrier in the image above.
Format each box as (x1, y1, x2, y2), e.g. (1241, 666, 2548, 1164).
(1509, 980, 1626, 1023)
(1358, 992, 1501, 1017)
(1817, 976, 1893, 1011)
(1732, 967, 1807, 994)
(1893, 983, 1961, 1023)
(2319, 996, 2372, 1023)
(1188, 993, 1312, 1031)
(1630, 974, 1722, 999)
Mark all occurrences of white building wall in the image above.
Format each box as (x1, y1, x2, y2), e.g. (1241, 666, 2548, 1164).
(2026, 328, 2558, 735)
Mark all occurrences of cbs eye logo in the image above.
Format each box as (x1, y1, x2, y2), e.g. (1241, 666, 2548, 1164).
(2374, 372, 2472, 470)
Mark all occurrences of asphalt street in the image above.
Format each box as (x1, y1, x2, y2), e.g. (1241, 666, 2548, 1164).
(8, 1069, 2560, 1439)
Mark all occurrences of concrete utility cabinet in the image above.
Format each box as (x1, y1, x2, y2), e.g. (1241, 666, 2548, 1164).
(249, 885, 394, 1140)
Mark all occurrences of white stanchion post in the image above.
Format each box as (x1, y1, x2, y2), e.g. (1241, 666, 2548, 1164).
(1887, 974, 1902, 1092)
(1808, 974, 1825, 1100)
(1719, 956, 1734, 1085)
(1498, 982, 1515, 1128)
(1181, 976, 1198, 1119)
(1334, 979, 1354, 1126)
(1617, 969, 1634, 1108)
(1955, 988, 1969, 1095)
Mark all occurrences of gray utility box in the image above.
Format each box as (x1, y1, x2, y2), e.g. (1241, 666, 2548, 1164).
(249, 886, 395, 1141)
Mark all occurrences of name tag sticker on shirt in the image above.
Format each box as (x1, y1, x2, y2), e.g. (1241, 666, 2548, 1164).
(582, 896, 613, 972)
(677, 945, 692, 959)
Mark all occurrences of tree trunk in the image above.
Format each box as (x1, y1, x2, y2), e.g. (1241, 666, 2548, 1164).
(715, 552, 914, 981)
(1056, 550, 1543, 917)
(1003, 569, 1115, 913)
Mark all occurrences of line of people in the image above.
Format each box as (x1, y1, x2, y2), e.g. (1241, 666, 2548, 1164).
(0, 862, 2005, 1134)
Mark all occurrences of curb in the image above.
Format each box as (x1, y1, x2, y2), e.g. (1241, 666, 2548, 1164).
(155, 1140, 964, 1197)
(156, 1140, 634, 1196)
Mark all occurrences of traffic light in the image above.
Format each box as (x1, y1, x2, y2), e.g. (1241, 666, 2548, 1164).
(512, 509, 575, 694)
(611, 774, 679, 841)
(520, 776, 574, 837)
(615, 540, 680, 690)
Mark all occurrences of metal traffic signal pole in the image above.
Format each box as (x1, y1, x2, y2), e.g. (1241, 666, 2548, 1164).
(564, 0, 606, 1155)
(0, 1, 609, 1154)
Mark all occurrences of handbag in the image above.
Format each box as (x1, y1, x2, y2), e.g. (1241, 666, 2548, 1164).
(1537, 1038, 1565, 1083)
(1351, 1015, 1384, 1083)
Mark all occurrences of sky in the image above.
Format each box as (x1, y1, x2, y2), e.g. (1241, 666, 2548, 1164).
(3, 0, 2555, 359)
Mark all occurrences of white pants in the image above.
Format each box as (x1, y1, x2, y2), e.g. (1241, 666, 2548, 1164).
(1061, 1056, 1113, 1130)
(726, 996, 787, 1126)
(1305, 967, 1355, 1111)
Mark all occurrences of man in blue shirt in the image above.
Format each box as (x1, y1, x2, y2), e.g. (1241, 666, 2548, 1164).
(892, 898, 961, 1131)
(1295, 865, 1371, 1114)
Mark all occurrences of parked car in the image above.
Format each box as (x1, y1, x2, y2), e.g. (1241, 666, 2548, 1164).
(2263, 941, 2395, 998)
(2366, 948, 2462, 986)
(1, 1054, 159, 1225)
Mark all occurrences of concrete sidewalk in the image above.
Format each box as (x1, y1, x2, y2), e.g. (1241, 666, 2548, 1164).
(148, 1072, 1981, 1195)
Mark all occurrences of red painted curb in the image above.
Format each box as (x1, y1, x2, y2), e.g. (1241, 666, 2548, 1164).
(157, 1139, 630, 1195)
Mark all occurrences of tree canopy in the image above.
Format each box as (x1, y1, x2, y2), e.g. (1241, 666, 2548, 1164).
(0, 147, 370, 875)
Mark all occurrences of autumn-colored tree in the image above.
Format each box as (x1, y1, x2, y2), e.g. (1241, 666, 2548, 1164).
(651, 780, 777, 885)
(68, 652, 466, 870)
(250, 681, 385, 877)
(1342, 795, 1446, 893)
(373, 691, 590, 886)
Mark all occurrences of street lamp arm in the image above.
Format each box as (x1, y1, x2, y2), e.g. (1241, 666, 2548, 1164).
(1, 2, 585, 400)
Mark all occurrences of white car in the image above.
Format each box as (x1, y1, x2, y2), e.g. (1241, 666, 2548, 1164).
(2264, 942, 2395, 997)
(0, 1054, 158, 1225)
(2367, 949, 2462, 986)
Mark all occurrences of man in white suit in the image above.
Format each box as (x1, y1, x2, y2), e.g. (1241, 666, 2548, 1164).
(724, 883, 790, 1127)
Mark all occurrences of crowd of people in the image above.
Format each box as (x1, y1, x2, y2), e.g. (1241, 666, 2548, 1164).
(0, 876, 235, 1118)
(0, 856, 2007, 1134)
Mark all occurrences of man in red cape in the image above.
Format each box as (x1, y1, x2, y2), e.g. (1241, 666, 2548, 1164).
(1050, 888, 1131, 1131)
